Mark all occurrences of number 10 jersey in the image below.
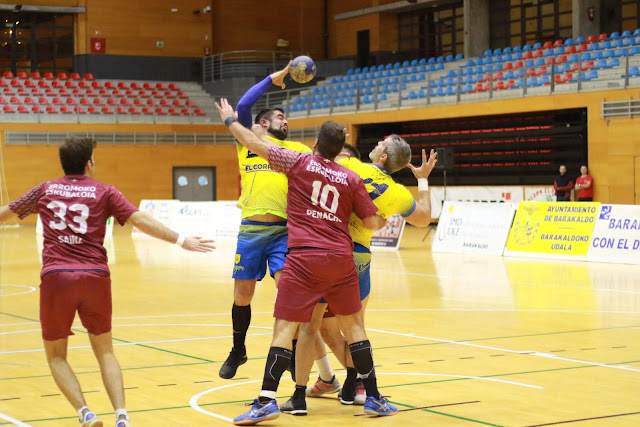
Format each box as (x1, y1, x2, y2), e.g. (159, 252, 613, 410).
(9, 174, 138, 276)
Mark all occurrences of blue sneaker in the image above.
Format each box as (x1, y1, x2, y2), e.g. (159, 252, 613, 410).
(363, 396, 398, 417)
(233, 399, 280, 425)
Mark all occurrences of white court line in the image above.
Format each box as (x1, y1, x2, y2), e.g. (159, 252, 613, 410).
(0, 333, 272, 355)
(0, 324, 273, 337)
(368, 328, 640, 373)
(188, 372, 542, 422)
(0, 413, 32, 427)
(371, 269, 640, 295)
(0, 285, 36, 297)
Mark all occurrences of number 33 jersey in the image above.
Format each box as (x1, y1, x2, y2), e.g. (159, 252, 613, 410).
(9, 175, 138, 276)
(267, 146, 378, 253)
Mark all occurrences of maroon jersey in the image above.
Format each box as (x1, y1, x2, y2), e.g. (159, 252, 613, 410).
(268, 146, 377, 253)
(9, 175, 138, 276)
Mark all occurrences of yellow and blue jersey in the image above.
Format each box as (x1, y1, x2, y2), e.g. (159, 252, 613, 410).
(338, 157, 416, 249)
(236, 135, 312, 219)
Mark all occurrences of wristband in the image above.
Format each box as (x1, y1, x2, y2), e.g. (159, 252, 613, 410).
(175, 234, 186, 247)
(224, 117, 237, 127)
(418, 178, 429, 192)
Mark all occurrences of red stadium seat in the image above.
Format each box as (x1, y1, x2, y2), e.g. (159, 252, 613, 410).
(152, 90, 162, 98)
(533, 50, 543, 58)
(172, 99, 183, 106)
(85, 89, 97, 97)
(0, 97, 6, 104)
(72, 89, 82, 96)
(58, 89, 70, 96)
(194, 108, 206, 116)
(125, 90, 135, 97)
(45, 106, 57, 114)
(582, 60, 595, 70)
(493, 71, 504, 80)
(44, 88, 55, 96)
(80, 98, 90, 105)
(10, 79, 21, 87)
(38, 97, 49, 105)
(514, 61, 524, 69)
(116, 106, 127, 114)
(70, 73, 81, 80)
(168, 107, 180, 115)
(138, 90, 150, 98)
(24, 80, 36, 88)
(128, 107, 140, 114)
(117, 82, 128, 89)
(554, 74, 567, 84)
(3, 87, 15, 95)
(83, 73, 95, 80)
(91, 81, 103, 89)
(177, 91, 187, 98)
(105, 81, 116, 89)
(164, 91, 175, 98)
(133, 98, 143, 106)
(74, 106, 87, 114)
(101, 106, 114, 114)
(181, 108, 191, 115)
(78, 81, 90, 89)
(16, 88, 27, 95)
(538, 66, 548, 76)
(130, 82, 141, 90)
(141, 107, 153, 115)
(554, 55, 567, 64)
(143, 82, 153, 90)
(155, 83, 166, 90)
(93, 98, 104, 105)
(88, 106, 99, 114)
(31, 88, 42, 95)
(0, 80, 6, 87)
(9, 96, 20, 104)
(38, 80, 49, 88)
(3, 105, 15, 113)
(17, 71, 28, 79)
(154, 107, 166, 115)
(577, 44, 587, 52)
(586, 35, 596, 43)
(542, 41, 553, 49)
(57, 72, 68, 80)
(159, 99, 169, 106)
(106, 98, 117, 105)
(168, 83, 179, 91)
(553, 39, 563, 47)
(186, 100, 196, 107)
(24, 97, 35, 105)
(506, 79, 515, 88)
(146, 98, 155, 106)
(566, 45, 576, 53)
(52, 97, 63, 105)
(17, 105, 29, 113)
(119, 98, 131, 105)
(111, 90, 123, 97)
(65, 81, 77, 88)
(31, 105, 43, 113)
(3, 71, 14, 79)
(598, 33, 607, 41)
(43, 72, 55, 79)
(30, 72, 41, 80)
(66, 97, 76, 105)
(51, 81, 63, 88)
(60, 106, 72, 114)
(503, 62, 513, 70)
(98, 89, 109, 96)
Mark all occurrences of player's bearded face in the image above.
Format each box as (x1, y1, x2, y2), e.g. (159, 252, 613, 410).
(267, 117, 288, 140)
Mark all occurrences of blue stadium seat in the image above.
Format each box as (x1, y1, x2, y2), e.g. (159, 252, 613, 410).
(566, 54, 578, 63)
(600, 40, 611, 49)
(533, 42, 542, 49)
(455, 53, 463, 60)
(603, 49, 615, 59)
(543, 49, 554, 57)
(446, 70, 456, 77)
(390, 69, 400, 76)
(407, 90, 417, 99)
(384, 63, 393, 70)
(410, 59, 418, 66)
(564, 38, 574, 45)
(418, 65, 427, 73)
(514, 69, 525, 78)
(593, 59, 606, 69)
(534, 58, 545, 66)
(492, 55, 503, 63)
(444, 77, 454, 86)
(587, 42, 599, 50)
(322, 101, 329, 108)
(417, 73, 426, 81)
(609, 58, 620, 67)
(380, 86, 389, 94)
(427, 64, 436, 72)
(312, 87, 320, 94)
(524, 59, 534, 67)
(401, 76, 409, 83)
(435, 88, 444, 96)
(493, 48, 502, 55)
(462, 84, 473, 93)
(408, 75, 417, 82)
(592, 51, 604, 59)
(445, 54, 454, 62)
(428, 57, 436, 64)
(513, 45, 522, 52)
(418, 58, 427, 65)
(540, 76, 550, 85)
(436, 63, 445, 70)
(503, 46, 512, 54)
(503, 53, 513, 61)
(630, 47, 640, 56)
(402, 60, 410, 67)
(363, 66, 370, 73)
(493, 64, 504, 71)
(575, 36, 585, 44)
(581, 52, 592, 60)
(465, 59, 475, 67)
(514, 78, 524, 88)
(483, 49, 492, 57)
(554, 47, 565, 54)
(323, 94, 330, 100)
(635, 29, 640, 37)
(346, 69, 354, 75)
(417, 89, 426, 98)
(523, 44, 532, 51)
(513, 51, 523, 59)
(528, 77, 540, 86)
(348, 89, 356, 96)
(622, 30, 632, 38)
(354, 67, 361, 74)
(390, 77, 399, 84)
(482, 65, 491, 73)
(504, 70, 515, 79)
(628, 66, 640, 77)
(474, 66, 483, 74)
(346, 97, 355, 105)
(479, 57, 490, 65)
(393, 62, 401, 68)
(623, 37, 634, 47)
(436, 56, 445, 63)
(444, 86, 456, 96)
(586, 70, 598, 80)
(378, 94, 387, 101)
(615, 48, 628, 57)
(611, 39, 623, 48)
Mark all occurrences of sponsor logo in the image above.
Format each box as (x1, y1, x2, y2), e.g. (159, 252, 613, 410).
(235, 254, 241, 264)
(599, 205, 612, 220)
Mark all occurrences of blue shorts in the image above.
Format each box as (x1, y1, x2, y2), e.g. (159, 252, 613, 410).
(321, 243, 371, 305)
(232, 220, 288, 281)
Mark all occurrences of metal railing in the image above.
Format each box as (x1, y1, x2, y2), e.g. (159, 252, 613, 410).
(281, 49, 639, 117)
(601, 99, 640, 118)
(203, 50, 309, 82)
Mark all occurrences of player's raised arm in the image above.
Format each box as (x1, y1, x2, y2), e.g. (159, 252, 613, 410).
(405, 149, 437, 227)
(0, 183, 44, 222)
(216, 98, 272, 159)
(127, 211, 215, 253)
(236, 61, 291, 128)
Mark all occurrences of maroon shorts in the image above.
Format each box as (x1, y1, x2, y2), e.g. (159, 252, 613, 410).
(274, 249, 361, 323)
(40, 270, 112, 341)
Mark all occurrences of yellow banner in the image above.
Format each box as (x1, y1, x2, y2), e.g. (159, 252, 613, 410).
(505, 201, 600, 257)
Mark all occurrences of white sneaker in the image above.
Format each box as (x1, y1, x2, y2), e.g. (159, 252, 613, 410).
(79, 409, 103, 427)
(115, 414, 130, 427)
(354, 381, 366, 405)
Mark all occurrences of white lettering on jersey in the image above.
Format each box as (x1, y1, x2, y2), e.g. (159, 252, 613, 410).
(58, 235, 84, 245)
(306, 209, 343, 223)
(305, 159, 348, 185)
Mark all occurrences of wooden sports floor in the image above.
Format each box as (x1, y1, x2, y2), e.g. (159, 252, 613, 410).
(1, 225, 639, 426)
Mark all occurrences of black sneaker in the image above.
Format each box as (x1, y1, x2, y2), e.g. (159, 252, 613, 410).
(218, 349, 247, 379)
(339, 380, 355, 405)
(280, 395, 307, 415)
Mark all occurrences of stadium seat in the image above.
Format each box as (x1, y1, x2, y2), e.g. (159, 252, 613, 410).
(622, 30, 632, 38)
(10, 79, 21, 87)
(16, 71, 27, 79)
(615, 48, 627, 57)
(168, 107, 180, 115)
(31, 105, 42, 113)
(83, 73, 95, 80)
(23, 96, 34, 105)
(154, 107, 166, 115)
(86, 106, 98, 114)
(116, 106, 127, 114)
(117, 82, 128, 89)
(2, 105, 15, 113)
(586, 35, 596, 43)
(128, 107, 140, 114)
(533, 42, 542, 49)
(612, 39, 623, 48)
(156, 83, 167, 90)
(3, 71, 14, 79)
(57, 73, 68, 80)
(45, 106, 57, 114)
(598, 33, 608, 41)
(24, 80, 35, 88)
(542, 41, 552, 49)
(194, 108, 206, 116)
(628, 66, 640, 77)
(70, 73, 81, 80)
(65, 81, 77, 88)
(51, 81, 63, 89)
(105, 81, 116, 89)
(74, 106, 86, 114)
(101, 106, 114, 114)
(60, 106, 72, 114)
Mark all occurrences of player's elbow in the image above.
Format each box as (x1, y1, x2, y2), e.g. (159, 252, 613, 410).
(362, 215, 386, 231)
(405, 209, 431, 228)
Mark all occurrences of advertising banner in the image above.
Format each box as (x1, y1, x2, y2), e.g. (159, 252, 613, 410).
(587, 204, 640, 264)
(370, 214, 406, 250)
(433, 202, 517, 255)
(525, 186, 557, 202)
(504, 201, 600, 260)
(429, 186, 522, 219)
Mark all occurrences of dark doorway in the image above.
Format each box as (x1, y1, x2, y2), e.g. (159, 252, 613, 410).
(356, 29, 370, 68)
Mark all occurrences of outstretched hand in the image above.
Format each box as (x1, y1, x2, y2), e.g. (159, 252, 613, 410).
(215, 98, 238, 122)
(181, 236, 216, 253)
(270, 61, 292, 89)
(408, 149, 437, 180)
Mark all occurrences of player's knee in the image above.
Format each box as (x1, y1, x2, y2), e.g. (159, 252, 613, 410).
(234, 281, 256, 304)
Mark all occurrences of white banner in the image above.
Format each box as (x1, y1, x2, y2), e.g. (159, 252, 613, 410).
(588, 204, 640, 264)
(432, 201, 517, 255)
(429, 186, 523, 219)
(132, 200, 241, 241)
(525, 186, 557, 202)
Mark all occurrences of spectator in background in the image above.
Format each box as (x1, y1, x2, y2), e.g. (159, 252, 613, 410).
(553, 165, 573, 201)
(575, 165, 594, 201)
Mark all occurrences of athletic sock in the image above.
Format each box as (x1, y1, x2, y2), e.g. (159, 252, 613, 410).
(342, 367, 358, 394)
(293, 385, 306, 400)
(348, 340, 379, 398)
(232, 303, 251, 354)
(259, 347, 292, 400)
(78, 406, 88, 420)
(115, 408, 128, 420)
(316, 355, 334, 382)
